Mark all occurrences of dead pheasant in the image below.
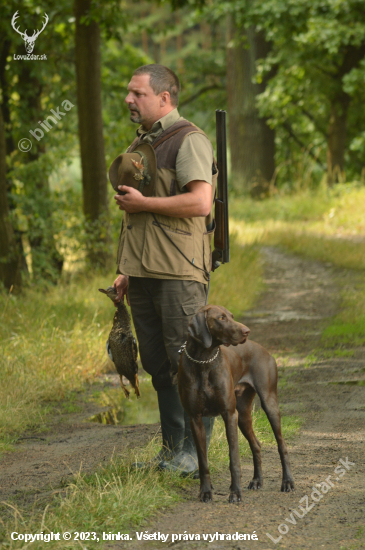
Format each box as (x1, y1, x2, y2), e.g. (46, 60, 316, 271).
(99, 286, 140, 398)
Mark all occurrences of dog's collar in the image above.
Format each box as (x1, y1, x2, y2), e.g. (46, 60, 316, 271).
(178, 341, 220, 364)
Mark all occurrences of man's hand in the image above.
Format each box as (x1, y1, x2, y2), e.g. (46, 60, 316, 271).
(114, 180, 211, 218)
(113, 274, 130, 306)
(114, 186, 147, 213)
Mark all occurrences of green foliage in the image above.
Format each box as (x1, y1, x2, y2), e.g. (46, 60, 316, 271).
(120, 0, 227, 143)
(251, 0, 365, 181)
(102, 41, 150, 163)
(207, 0, 365, 184)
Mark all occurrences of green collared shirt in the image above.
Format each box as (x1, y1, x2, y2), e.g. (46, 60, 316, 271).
(137, 109, 213, 188)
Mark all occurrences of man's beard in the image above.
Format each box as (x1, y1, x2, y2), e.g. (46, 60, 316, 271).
(129, 107, 142, 124)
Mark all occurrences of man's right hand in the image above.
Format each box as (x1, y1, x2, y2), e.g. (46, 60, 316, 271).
(113, 275, 130, 306)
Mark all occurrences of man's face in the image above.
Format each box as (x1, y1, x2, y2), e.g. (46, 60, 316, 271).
(125, 74, 165, 130)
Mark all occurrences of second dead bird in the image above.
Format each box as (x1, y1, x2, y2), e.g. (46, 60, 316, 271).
(99, 286, 140, 398)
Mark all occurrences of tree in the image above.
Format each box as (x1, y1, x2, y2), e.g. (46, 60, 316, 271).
(249, 0, 365, 183)
(227, 15, 275, 194)
(0, 106, 22, 290)
(74, 0, 111, 268)
(15, 63, 64, 282)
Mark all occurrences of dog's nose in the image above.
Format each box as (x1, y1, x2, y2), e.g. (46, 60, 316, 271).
(242, 326, 250, 337)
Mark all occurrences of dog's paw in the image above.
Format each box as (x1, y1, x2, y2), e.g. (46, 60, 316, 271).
(281, 479, 295, 492)
(248, 478, 262, 490)
(199, 490, 213, 503)
(229, 491, 242, 503)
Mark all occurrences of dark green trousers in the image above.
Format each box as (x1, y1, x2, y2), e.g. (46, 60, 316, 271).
(128, 277, 206, 390)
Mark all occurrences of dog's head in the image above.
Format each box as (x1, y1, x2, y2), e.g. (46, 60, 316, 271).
(187, 305, 250, 349)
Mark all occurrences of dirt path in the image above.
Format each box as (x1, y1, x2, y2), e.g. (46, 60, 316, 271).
(1, 247, 365, 549)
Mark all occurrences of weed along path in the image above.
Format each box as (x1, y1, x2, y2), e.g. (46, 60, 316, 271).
(1, 247, 365, 549)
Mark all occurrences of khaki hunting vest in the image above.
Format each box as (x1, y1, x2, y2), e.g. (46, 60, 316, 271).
(116, 120, 217, 284)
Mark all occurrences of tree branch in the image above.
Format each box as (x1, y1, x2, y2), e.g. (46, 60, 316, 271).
(312, 64, 339, 79)
(291, 101, 328, 139)
(282, 121, 325, 169)
(179, 84, 224, 107)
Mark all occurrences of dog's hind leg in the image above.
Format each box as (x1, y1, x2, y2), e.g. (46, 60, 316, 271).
(257, 389, 294, 492)
(236, 386, 263, 490)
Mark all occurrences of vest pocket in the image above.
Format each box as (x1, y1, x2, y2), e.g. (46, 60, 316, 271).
(142, 220, 194, 276)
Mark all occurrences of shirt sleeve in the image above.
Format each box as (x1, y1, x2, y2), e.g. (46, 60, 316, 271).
(175, 132, 214, 190)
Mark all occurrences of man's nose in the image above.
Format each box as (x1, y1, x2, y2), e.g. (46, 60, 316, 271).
(125, 92, 132, 104)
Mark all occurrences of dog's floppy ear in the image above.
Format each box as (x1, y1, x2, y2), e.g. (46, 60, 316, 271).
(187, 311, 212, 349)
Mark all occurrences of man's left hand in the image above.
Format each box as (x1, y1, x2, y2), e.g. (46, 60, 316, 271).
(114, 186, 146, 213)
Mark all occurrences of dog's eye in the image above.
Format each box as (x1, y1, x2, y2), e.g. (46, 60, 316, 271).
(219, 315, 226, 321)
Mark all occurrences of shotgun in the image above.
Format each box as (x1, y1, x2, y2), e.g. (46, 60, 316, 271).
(212, 109, 230, 270)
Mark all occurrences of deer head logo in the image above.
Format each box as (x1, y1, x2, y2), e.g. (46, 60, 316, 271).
(11, 11, 49, 54)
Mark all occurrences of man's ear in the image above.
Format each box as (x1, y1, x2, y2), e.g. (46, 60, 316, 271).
(160, 91, 170, 106)
(187, 311, 212, 349)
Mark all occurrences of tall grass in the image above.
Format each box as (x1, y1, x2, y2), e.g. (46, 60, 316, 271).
(0, 274, 117, 452)
(264, 231, 365, 271)
(230, 183, 365, 270)
(208, 236, 262, 318)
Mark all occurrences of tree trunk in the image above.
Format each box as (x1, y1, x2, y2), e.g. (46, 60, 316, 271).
(0, 107, 22, 291)
(74, 0, 111, 268)
(227, 17, 275, 195)
(0, 37, 28, 278)
(327, 92, 350, 184)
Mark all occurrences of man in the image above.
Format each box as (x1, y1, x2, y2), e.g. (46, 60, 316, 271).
(113, 64, 216, 476)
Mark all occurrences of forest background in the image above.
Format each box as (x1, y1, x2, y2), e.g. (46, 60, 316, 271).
(1, 0, 365, 290)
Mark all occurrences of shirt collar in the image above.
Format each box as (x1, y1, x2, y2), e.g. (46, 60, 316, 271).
(137, 108, 180, 138)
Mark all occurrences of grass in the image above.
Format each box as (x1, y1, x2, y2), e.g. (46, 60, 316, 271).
(209, 408, 302, 473)
(208, 236, 263, 318)
(0, 237, 262, 454)
(0, 272, 118, 454)
(0, 438, 187, 549)
(89, 377, 160, 425)
(230, 182, 365, 271)
(0, 408, 302, 549)
(230, 182, 365, 351)
(321, 280, 365, 349)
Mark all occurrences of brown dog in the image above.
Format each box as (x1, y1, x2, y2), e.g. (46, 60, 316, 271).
(178, 305, 294, 503)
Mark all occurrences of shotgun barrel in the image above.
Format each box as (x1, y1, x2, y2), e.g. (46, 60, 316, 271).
(213, 109, 230, 266)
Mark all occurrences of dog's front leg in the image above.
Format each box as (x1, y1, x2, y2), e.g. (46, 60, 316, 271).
(190, 416, 213, 502)
(222, 408, 242, 503)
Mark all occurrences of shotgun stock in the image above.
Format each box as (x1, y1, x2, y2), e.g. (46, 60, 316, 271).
(212, 109, 229, 270)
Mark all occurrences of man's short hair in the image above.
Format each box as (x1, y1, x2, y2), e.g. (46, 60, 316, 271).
(133, 64, 181, 107)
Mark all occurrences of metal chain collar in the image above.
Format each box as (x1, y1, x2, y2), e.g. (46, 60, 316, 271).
(178, 341, 220, 364)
